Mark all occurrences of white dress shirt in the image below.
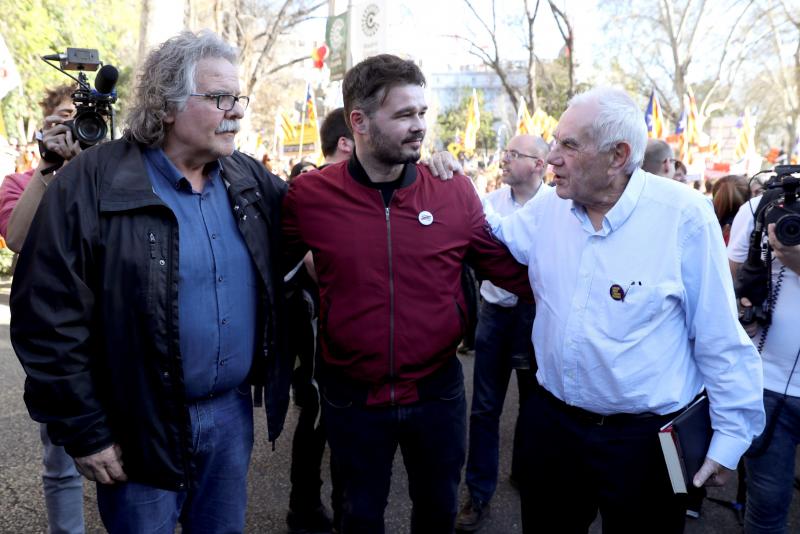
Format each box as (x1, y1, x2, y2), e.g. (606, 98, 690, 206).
(728, 197, 800, 397)
(485, 168, 765, 469)
(479, 184, 544, 307)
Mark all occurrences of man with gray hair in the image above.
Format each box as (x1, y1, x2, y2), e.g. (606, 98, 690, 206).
(642, 138, 676, 179)
(10, 30, 291, 532)
(484, 87, 765, 532)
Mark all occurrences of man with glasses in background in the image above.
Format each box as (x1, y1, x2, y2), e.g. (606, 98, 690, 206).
(456, 135, 550, 532)
(11, 31, 292, 533)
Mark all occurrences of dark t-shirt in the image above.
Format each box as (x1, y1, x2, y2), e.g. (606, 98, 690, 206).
(348, 151, 416, 207)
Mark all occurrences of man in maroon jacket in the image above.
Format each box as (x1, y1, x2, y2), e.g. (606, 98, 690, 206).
(282, 54, 532, 534)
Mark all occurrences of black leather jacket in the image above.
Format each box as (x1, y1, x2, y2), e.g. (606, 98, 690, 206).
(10, 139, 291, 491)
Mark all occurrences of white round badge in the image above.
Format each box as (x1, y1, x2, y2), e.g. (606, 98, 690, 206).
(418, 210, 434, 226)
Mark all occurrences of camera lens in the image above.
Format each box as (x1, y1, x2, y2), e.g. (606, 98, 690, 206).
(72, 111, 107, 146)
(775, 213, 800, 246)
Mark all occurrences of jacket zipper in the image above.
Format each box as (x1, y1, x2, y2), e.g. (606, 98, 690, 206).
(385, 202, 396, 405)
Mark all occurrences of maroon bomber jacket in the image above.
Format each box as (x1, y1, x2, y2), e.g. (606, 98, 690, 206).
(282, 156, 532, 405)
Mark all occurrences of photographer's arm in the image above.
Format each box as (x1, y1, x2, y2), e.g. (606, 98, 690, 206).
(6, 121, 80, 252)
(729, 260, 741, 281)
(7, 164, 53, 252)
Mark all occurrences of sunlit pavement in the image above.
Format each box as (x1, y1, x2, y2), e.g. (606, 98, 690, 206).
(0, 279, 797, 533)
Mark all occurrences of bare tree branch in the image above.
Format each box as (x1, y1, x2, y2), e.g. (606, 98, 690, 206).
(265, 55, 308, 76)
(548, 0, 574, 96)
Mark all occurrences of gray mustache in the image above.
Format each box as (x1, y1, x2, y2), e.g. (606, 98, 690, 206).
(215, 120, 240, 134)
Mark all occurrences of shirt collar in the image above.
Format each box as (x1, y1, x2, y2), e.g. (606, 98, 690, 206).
(604, 167, 646, 231)
(570, 168, 647, 236)
(347, 149, 417, 189)
(509, 181, 544, 207)
(144, 147, 221, 191)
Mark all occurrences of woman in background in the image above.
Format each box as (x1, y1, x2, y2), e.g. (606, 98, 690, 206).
(712, 174, 751, 245)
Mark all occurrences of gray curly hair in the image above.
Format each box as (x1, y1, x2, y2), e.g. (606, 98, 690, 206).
(124, 30, 238, 147)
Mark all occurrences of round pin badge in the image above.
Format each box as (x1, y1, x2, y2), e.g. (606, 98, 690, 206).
(609, 284, 625, 301)
(418, 210, 433, 226)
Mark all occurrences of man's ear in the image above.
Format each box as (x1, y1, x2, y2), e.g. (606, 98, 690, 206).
(349, 110, 369, 135)
(609, 141, 632, 173)
(163, 108, 176, 125)
(338, 137, 354, 155)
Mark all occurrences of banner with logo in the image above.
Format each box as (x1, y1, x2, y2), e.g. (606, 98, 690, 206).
(326, 11, 349, 81)
(349, 0, 388, 66)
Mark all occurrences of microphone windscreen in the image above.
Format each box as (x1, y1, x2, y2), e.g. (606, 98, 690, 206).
(94, 65, 119, 94)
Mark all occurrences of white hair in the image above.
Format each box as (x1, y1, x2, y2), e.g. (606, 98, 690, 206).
(567, 87, 647, 174)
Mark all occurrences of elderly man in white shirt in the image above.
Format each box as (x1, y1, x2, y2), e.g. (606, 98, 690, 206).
(485, 87, 765, 533)
(456, 134, 549, 532)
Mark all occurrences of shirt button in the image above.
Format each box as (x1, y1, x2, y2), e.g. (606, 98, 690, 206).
(221, 318, 228, 325)
(211, 234, 217, 239)
(162, 371, 169, 378)
(218, 275, 224, 282)
(159, 259, 166, 266)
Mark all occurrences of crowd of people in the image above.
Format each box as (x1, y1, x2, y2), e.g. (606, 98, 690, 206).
(1, 29, 798, 534)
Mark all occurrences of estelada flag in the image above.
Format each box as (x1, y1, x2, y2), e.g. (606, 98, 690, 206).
(644, 90, 664, 139)
(304, 83, 317, 125)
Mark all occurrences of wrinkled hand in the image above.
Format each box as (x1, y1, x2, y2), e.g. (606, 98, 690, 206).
(41, 114, 82, 162)
(693, 457, 733, 488)
(75, 443, 127, 484)
(769, 223, 800, 276)
(738, 297, 759, 337)
(424, 151, 462, 180)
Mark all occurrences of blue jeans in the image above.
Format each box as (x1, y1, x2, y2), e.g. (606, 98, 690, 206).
(465, 301, 536, 504)
(321, 370, 467, 534)
(40, 424, 85, 534)
(96, 386, 254, 534)
(745, 388, 800, 534)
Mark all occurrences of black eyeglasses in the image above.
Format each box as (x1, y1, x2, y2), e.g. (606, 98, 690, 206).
(189, 93, 250, 111)
(501, 149, 540, 162)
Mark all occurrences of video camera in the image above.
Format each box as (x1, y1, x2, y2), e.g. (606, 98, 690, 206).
(762, 165, 800, 246)
(736, 165, 800, 327)
(40, 48, 119, 161)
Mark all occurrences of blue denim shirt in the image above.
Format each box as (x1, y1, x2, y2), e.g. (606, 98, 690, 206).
(144, 148, 257, 400)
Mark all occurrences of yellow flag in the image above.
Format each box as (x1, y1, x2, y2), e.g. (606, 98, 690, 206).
(516, 101, 533, 135)
(464, 89, 480, 153)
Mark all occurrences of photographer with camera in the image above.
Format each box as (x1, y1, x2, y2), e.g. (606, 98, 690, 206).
(0, 83, 85, 534)
(0, 85, 81, 251)
(728, 167, 800, 534)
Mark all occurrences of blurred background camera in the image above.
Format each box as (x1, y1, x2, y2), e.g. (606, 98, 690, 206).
(41, 48, 118, 150)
